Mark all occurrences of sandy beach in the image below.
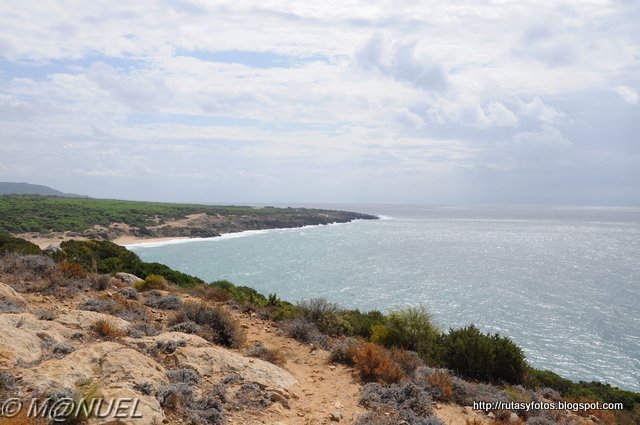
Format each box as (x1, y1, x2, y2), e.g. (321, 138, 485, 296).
(20, 233, 191, 249)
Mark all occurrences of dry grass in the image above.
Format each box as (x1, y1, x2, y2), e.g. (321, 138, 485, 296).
(91, 318, 124, 339)
(353, 342, 404, 384)
(427, 369, 454, 401)
(246, 344, 286, 366)
(57, 261, 87, 279)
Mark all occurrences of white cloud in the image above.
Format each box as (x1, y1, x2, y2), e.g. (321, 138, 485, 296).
(614, 85, 639, 105)
(0, 0, 637, 203)
(513, 124, 571, 147)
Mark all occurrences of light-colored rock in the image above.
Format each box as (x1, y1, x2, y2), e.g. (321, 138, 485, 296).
(115, 273, 143, 285)
(0, 282, 26, 306)
(330, 411, 342, 422)
(463, 406, 474, 414)
(0, 313, 73, 367)
(508, 412, 520, 423)
(20, 342, 167, 424)
(55, 310, 130, 332)
(131, 332, 297, 389)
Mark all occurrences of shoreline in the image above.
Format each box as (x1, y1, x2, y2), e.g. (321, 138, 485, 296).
(22, 217, 380, 250)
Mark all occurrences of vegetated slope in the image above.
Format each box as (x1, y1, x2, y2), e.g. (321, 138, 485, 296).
(1, 239, 638, 424)
(0, 182, 84, 197)
(0, 195, 377, 236)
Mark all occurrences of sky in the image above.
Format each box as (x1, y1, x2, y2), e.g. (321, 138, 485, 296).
(0, 1, 638, 205)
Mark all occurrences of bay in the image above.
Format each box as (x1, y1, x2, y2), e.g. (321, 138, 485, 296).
(129, 205, 640, 391)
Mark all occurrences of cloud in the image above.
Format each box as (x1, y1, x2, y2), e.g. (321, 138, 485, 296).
(355, 35, 448, 91)
(0, 1, 637, 204)
(512, 124, 571, 147)
(614, 85, 639, 105)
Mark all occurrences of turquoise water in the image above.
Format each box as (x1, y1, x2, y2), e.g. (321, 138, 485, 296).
(129, 205, 640, 391)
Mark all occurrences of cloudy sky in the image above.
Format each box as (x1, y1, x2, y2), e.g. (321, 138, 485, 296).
(1, 1, 638, 205)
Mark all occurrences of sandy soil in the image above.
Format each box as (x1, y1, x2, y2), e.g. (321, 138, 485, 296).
(19, 233, 190, 249)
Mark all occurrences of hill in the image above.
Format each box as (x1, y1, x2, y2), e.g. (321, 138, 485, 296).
(0, 195, 377, 244)
(0, 182, 85, 197)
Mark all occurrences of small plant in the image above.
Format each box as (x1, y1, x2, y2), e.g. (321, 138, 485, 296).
(166, 368, 200, 385)
(423, 368, 454, 402)
(118, 286, 139, 300)
(91, 318, 124, 339)
(330, 337, 362, 366)
(157, 382, 194, 408)
(146, 294, 182, 310)
(0, 299, 24, 313)
(168, 321, 201, 334)
(52, 342, 75, 358)
(34, 308, 58, 320)
(171, 302, 245, 348)
(246, 343, 286, 366)
(58, 261, 87, 279)
(389, 348, 423, 376)
(79, 298, 117, 313)
(282, 318, 324, 344)
(136, 274, 168, 291)
(133, 381, 154, 396)
(155, 339, 187, 353)
(353, 342, 404, 384)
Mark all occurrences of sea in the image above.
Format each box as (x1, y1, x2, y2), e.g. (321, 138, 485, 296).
(127, 205, 640, 392)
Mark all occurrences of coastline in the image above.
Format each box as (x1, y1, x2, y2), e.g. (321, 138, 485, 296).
(21, 217, 377, 249)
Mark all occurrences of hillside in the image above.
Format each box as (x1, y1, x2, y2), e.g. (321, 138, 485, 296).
(0, 195, 377, 245)
(1, 239, 636, 424)
(0, 182, 84, 197)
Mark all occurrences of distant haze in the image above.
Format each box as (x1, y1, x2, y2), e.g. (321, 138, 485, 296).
(0, 1, 638, 205)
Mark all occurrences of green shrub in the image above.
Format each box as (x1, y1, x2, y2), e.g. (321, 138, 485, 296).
(209, 280, 268, 305)
(371, 307, 438, 361)
(52, 240, 203, 287)
(137, 274, 168, 291)
(0, 232, 42, 255)
(441, 325, 526, 384)
(336, 309, 386, 339)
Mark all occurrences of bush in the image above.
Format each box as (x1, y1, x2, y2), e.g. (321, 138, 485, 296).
(353, 342, 404, 384)
(169, 321, 201, 334)
(281, 318, 324, 345)
(166, 368, 200, 385)
(330, 337, 363, 366)
(34, 308, 58, 320)
(91, 318, 124, 339)
(297, 298, 342, 334)
(246, 344, 285, 366)
(441, 325, 526, 384)
(52, 342, 75, 358)
(157, 382, 194, 408)
(337, 309, 386, 339)
(0, 233, 42, 255)
(360, 382, 435, 420)
(389, 348, 424, 376)
(371, 307, 438, 361)
(420, 368, 454, 402)
(58, 261, 87, 278)
(137, 274, 167, 291)
(171, 302, 245, 348)
(79, 298, 116, 313)
(146, 294, 182, 310)
(0, 299, 24, 313)
(118, 286, 139, 300)
(188, 396, 226, 425)
(155, 339, 187, 353)
(1, 253, 54, 276)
